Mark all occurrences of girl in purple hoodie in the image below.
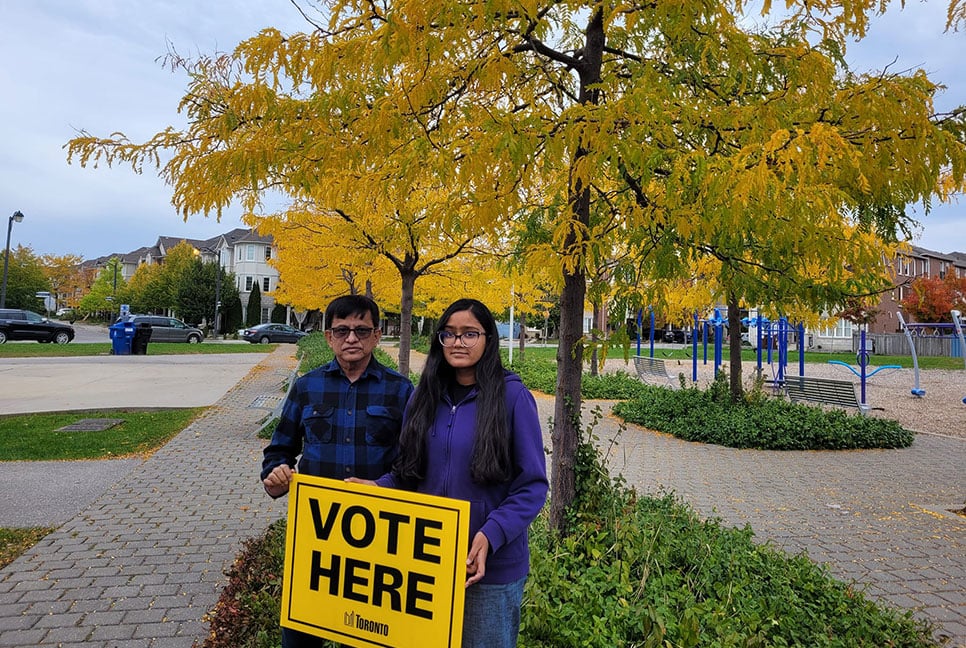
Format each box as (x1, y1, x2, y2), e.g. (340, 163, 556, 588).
(358, 298, 548, 648)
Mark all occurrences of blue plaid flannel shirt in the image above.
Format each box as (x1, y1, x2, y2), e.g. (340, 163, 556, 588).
(260, 356, 413, 488)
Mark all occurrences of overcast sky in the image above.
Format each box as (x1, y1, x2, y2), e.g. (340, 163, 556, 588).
(1, 0, 963, 261)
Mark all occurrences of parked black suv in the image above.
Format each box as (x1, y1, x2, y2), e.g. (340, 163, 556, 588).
(0, 308, 75, 344)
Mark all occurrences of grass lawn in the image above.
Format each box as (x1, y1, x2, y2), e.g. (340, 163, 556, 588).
(0, 408, 205, 461)
(0, 528, 56, 570)
(0, 407, 205, 568)
(0, 342, 271, 358)
(506, 342, 964, 370)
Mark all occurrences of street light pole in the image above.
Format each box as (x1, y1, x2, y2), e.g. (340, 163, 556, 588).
(214, 252, 222, 339)
(1, 211, 25, 309)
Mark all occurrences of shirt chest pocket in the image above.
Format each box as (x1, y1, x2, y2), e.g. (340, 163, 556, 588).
(365, 406, 401, 446)
(302, 406, 336, 443)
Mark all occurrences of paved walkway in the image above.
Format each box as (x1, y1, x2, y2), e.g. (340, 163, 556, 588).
(1, 348, 963, 646)
(0, 347, 294, 647)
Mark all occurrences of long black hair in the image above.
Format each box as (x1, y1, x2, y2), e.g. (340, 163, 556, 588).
(395, 298, 513, 484)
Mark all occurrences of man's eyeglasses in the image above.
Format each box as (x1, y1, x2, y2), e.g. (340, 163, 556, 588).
(329, 326, 376, 340)
(438, 330, 486, 348)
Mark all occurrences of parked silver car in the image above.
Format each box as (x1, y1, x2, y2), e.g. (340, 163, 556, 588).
(115, 315, 204, 343)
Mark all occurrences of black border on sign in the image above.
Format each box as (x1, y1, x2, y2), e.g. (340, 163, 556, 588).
(284, 478, 467, 648)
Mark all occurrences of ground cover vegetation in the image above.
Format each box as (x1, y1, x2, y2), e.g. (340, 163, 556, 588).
(508, 356, 913, 450)
(0, 408, 205, 461)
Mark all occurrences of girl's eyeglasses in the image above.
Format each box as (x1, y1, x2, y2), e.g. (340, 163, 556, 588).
(438, 330, 486, 347)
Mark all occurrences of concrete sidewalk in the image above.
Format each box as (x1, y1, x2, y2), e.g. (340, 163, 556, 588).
(0, 348, 963, 646)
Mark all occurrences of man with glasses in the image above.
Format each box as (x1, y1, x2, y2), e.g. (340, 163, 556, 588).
(260, 295, 414, 648)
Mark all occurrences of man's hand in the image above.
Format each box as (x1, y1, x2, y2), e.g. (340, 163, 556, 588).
(263, 464, 295, 498)
(345, 477, 378, 487)
(465, 531, 489, 587)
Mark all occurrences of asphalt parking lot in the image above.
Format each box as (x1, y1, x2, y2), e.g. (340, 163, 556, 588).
(0, 353, 267, 415)
(0, 321, 263, 415)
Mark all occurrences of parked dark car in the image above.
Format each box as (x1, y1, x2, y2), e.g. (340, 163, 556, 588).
(242, 323, 307, 344)
(662, 328, 693, 344)
(115, 314, 204, 343)
(0, 308, 75, 344)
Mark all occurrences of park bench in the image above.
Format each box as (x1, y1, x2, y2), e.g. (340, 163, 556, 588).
(784, 375, 869, 415)
(633, 355, 680, 389)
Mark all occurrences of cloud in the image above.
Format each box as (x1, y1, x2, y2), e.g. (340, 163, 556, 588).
(0, 0, 962, 259)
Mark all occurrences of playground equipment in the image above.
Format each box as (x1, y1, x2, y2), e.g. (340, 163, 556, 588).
(827, 328, 901, 408)
(741, 314, 806, 388)
(952, 309, 966, 405)
(896, 312, 924, 397)
(952, 310, 966, 369)
(896, 309, 965, 398)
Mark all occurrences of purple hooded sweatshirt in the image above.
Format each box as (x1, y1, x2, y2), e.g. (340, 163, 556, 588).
(377, 371, 548, 585)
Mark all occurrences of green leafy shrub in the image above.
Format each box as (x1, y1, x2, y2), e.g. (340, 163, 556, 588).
(612, 376, 913, 450)
(507, 356, 910, 451)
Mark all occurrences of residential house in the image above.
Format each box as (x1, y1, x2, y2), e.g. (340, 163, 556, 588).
(803, 245, 966, 352)
(81, 227, 281, 324)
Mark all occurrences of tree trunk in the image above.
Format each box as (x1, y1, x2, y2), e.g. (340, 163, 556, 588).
(550, 269, 585, 531)
(397, 269, 415, 377)
(518, 312, 526, 359)
(548, 7, 604, 534)
(728, 292, 743, 402)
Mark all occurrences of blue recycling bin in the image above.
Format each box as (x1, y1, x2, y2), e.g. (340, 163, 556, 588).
(109, 322, 135, 355)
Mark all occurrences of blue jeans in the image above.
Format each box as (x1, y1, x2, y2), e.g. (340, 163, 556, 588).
(461, 576, 526, 648)
(281, 627, 344, 648)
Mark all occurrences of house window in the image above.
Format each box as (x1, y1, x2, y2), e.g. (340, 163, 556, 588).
(237, 248, 243, 261)
(261, 307, 271, 323)
(263, 277, 270, 292)
(820, 319, 852, 338)
(247, 244, 255, 261)
(899, 257, 911, 276)
(265, 246, 272, 261)
(245, 276, 253, 291)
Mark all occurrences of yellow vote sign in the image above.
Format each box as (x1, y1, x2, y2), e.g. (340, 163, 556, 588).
(281, 474, 470, 647)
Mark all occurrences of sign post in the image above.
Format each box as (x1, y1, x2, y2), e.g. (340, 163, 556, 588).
(281, 475, 470, 647)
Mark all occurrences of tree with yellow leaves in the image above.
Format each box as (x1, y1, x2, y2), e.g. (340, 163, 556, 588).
(68, 1, 966, 531)
(40, 253, 85, 312)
